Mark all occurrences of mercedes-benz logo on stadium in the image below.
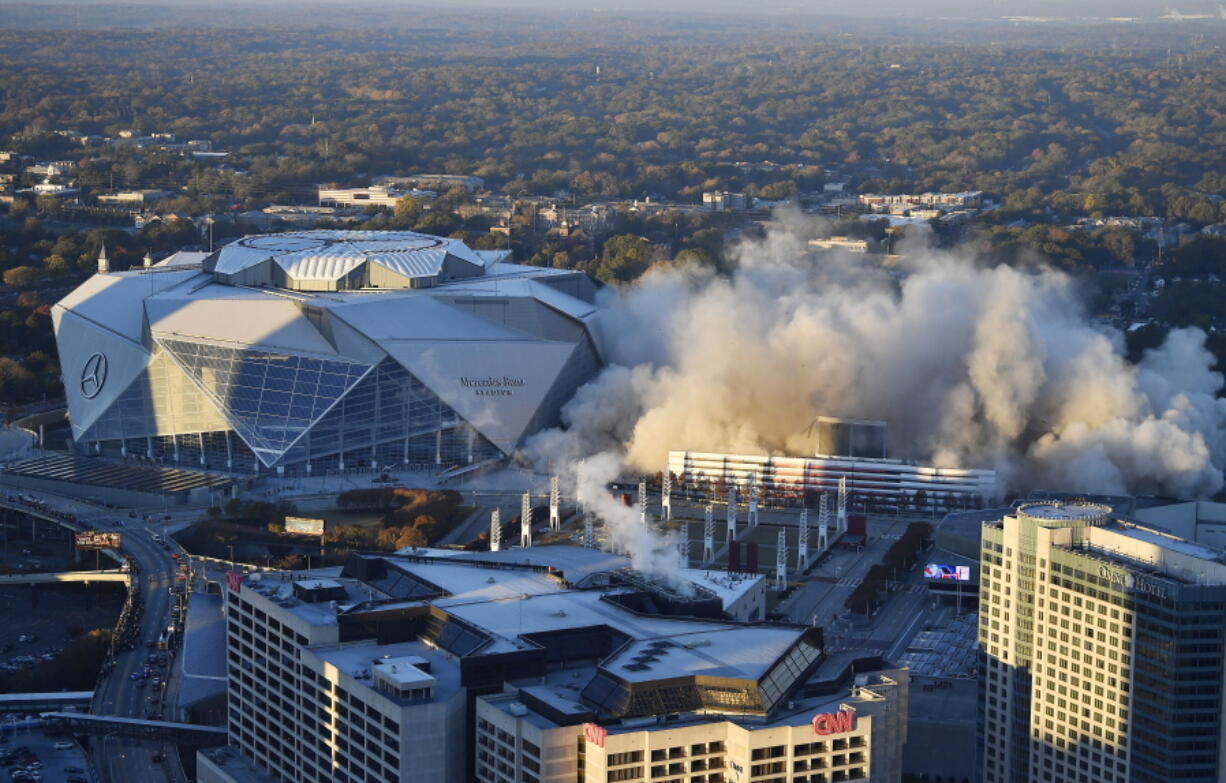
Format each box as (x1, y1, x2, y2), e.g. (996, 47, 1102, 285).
(80, 352, 108, 399)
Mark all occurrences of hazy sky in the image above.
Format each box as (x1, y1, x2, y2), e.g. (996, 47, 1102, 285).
(36, 0, 1226, 16)
(407, 0, 1222, 16)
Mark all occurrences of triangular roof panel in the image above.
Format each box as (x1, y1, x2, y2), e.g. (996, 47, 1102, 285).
(54, 309, 153, 439)
(381, 340, 577, 454)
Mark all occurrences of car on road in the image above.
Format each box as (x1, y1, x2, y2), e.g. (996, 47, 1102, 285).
(51, 742, 72, 750)
(62, 767, 83, 774)
(151, 752, 165, 762)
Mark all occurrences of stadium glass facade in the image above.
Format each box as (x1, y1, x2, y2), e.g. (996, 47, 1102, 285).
(81, 348, 500, 475)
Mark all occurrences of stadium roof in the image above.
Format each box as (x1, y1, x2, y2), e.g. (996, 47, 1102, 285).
(211, 230, 484, 286)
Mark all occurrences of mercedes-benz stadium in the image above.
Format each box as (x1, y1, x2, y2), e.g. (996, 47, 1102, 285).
(51, 230, 605, 476)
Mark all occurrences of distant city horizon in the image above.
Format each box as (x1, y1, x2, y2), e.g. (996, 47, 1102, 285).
(8, 0, 1226, 22)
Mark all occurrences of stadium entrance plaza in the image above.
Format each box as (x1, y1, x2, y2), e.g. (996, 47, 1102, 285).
(672, 499, 953, 657)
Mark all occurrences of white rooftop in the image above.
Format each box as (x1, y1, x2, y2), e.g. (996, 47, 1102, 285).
(1019, 502, 1112, 523)
(605, 627, 802, 683)
(211, 230, 484, 286)
(373, 656, 436, 688)
(679, 568, 763, 608)
(387, 560, 563, 600)
(311, 640, 461, 703)
(436, 589, 748, 656)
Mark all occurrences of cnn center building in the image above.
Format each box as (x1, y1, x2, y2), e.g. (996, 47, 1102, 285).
(52, 230, 604, 476)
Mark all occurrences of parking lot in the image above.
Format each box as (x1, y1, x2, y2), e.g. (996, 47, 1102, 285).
(0, 725, 94, 783)
(0, 587, 123, 681)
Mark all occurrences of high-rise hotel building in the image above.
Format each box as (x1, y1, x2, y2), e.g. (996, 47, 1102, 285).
(979, 501, 1226, 783)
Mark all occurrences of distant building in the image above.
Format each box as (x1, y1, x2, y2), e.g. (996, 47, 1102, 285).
(808, 237, 870, 253)
(702, 191, 749, 211)
(670, 450, 997, 510)
(25, 161, 76, 178)
(27, 179, 78, 197)
(859, 192, 982, 213)
(537, 203, 611, 237)
(237, 205, 355, 230)
(97, 190, 171, 205)
(318, 185, 435, 209)
(374, 174, 484, 193)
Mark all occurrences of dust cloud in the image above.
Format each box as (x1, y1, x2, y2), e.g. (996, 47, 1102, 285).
(529, 218, 1226, 502)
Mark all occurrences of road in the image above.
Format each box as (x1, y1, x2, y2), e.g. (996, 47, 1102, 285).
(92, 516, 184, 783)
(0, 483, 194, 783)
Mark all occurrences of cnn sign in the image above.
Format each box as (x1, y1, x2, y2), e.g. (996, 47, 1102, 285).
(811, 710, 855, 736)
(583, 722, 607, 748)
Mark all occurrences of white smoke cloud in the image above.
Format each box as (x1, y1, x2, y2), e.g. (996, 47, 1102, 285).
(526, 218, 1226, 549)
(569, 452, 687, 586)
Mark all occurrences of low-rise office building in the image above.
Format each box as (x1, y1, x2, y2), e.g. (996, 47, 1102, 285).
(478, 659, 907, 783)
(201, 547, 908, 783)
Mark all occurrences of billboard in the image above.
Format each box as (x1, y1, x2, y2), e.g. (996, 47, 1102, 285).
(924, 563, 971, 581)
(284, 517, 325, 536)
(75, 531, 121, 550)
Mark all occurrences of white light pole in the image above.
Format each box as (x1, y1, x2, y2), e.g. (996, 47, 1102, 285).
(520, 492, 532, 548)
(725, 483, 738, 542)
(703, 504, 715, 564)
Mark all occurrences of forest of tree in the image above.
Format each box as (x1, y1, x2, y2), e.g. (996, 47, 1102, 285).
(0, 10, 1224, 405)
(0, 15, 1222, 215)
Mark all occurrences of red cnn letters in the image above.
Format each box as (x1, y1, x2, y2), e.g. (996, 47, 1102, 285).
(811, 710, 855, 736)
(583, 722, 607, 748)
